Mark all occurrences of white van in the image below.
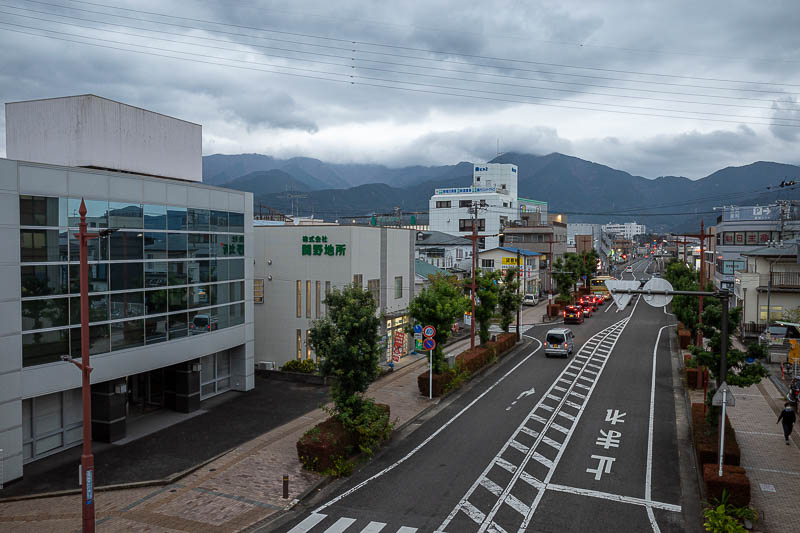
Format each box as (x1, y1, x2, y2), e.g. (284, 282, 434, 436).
(544, 328, 575, 358)
(522, 294, 538, 306)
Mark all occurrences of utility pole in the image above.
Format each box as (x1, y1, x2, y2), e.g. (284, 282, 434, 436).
(464, 201, 485, 350)
(516, 247, 521, 342)
(675, 227, 714, 346)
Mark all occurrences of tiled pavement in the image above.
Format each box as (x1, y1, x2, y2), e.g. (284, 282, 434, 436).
(0, 356, 434, 533)
(691, 378, 800, 533)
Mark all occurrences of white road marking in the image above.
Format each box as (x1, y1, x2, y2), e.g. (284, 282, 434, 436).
(324, 517, 357, 532)
(586, 454, 616, 480)
(312, 338, 543, 514)
(737, 430, 785, 436)
(544, 483, 682, 512)
(646, 325, 674, 532)
(288, 513, 327, 533)
(359, 522, 387, 533)
(396, 527, 418, 533)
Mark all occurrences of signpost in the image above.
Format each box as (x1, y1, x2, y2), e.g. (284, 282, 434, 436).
(423, 326, 436, 399)
(712, 382, 735, 477)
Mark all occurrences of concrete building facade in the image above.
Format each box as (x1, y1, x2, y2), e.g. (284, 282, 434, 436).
(601, 221, 646, 240)
(478, 247, 540, 295)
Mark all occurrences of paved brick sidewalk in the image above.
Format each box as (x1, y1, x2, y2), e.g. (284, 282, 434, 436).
(0, 358, 433, 533)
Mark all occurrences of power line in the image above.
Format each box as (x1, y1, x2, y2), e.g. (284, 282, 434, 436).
(6, 3, 799, 107)
(13, 0, 800, 97)
(6, 24, 800, 129)
(55, 0, 800, 88)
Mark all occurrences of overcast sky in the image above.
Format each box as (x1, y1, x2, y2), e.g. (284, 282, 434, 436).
(1, 0, 799, 178)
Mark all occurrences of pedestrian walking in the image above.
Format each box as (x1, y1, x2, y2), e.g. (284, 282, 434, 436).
(777, 402, 796, 445)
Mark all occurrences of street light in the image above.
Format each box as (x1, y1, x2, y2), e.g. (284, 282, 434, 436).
(61, 199, 117, 533)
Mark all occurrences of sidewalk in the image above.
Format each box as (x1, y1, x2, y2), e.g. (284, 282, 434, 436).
(0, 358, 434, 533)
(689, 379, 800, 533)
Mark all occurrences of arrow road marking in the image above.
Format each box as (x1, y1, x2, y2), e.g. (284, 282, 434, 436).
(506, 387, 537, 410)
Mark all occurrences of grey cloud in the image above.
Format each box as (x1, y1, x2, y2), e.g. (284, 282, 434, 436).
(770, 97, 800, 142)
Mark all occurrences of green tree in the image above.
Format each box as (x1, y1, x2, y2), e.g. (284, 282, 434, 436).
(664, 260, 704, 335)
(498, 267, 523, 333)
(409, 274, 467, 373)
(310, 284, 382, 413)
(473, 269, 501, 344)
(576, 249, 600, 288)
(552, 257, 578, 303)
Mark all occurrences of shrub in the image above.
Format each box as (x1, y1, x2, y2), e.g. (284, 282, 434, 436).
(281, 359, 318, 373)
(692, 403, 741, 466)
(703, 464, 751, 507)
(335, 397, 393, 457)
(417, 371, 454, 397)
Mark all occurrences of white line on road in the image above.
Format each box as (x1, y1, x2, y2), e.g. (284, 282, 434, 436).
(312, 338, 543, 514)
(646, 325, 674, 533)
(545, 483, 681, 512)
(324, 517, 357, 532)
(360, 522, 388, 533)
(287, 513, 326, 533)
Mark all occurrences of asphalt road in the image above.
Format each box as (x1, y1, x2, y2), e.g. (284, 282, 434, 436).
(268, 258, 699, 533)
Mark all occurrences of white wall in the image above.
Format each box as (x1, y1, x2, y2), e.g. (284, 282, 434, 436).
(6, 95, 202, 182)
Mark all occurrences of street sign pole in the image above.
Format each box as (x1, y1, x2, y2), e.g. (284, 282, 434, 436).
(718, 387, 727, 477)
(429, 349, 433, 399)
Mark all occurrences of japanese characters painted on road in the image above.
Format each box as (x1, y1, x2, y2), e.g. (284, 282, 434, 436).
(422, 325, 436, 338)
(605, 279, 640, 311)
(712, 382, 736, 407)
(642, 277, 674, 308)
(422, 338, 436, 351)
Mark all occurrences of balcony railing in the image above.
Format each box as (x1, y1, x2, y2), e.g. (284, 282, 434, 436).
(764, 271, 800, 288)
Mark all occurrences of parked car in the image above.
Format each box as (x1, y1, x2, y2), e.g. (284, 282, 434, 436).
(522, 294, 538, 306)
(563, 305, 584, 324)
(189, 313, 217, 335)
(759, 323, 800, 345)
(544, 328, 575, 358)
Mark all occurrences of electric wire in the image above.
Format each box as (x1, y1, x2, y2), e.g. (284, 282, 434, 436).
(15, 0, 800, 95)
(5, 23, 800, 129)
(3, 7, 799, 114)
(52, 0, 800, 87)
(5, 3, 800, 106)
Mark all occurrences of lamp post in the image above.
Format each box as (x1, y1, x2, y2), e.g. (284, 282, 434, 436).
(62, 199, 115, 533)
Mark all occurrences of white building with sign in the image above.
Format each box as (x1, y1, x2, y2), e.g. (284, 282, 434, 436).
(477, 246, 541, 295)
(601, 221, 647, 240)
(252, 225, 415, 368)
(429, 164, 520, 250)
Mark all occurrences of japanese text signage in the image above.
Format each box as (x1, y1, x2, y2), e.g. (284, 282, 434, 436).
(301, 235, 347, 257)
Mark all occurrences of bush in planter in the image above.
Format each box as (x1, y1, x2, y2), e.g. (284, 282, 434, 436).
(692, 403, 741, 466)
(456, 346, 493, 374)
(494, 333, 516, 356)
(417, 370, 454, 397)
(703, 464, 751, 507)
(281, 359, 318, 373)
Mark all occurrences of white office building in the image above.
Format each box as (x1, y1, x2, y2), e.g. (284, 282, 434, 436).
(567, 223, 602, 246)
(0, 96, 254, 484)
(253, 225, 415, 368)
(429, 164, 519, 250)
(601, 221, 647, 240)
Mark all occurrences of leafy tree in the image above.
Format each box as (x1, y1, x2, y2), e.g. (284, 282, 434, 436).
(664, 260, 704, 335)
(498, 267, 523, 333)
(473, 269, 501, 344)
(574, 250, 600, 288)
(782, 306, 800, 323)
(552, 257, 578, 303)
(409, 274, 467, 374)
(310, 284, 382, 414)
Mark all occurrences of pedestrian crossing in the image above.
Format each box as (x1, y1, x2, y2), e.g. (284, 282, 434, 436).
(287, 512, 419, 533)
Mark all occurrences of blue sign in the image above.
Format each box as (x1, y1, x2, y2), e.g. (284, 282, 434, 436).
(423, 338, 436, 350)
(86, 469, 93, 505)
(475, 166, 488, 172)
(413, 324, 422, 334)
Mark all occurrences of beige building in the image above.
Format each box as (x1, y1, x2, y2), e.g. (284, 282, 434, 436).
(734, 244, 800, 328)
(252, 225, 415, 368)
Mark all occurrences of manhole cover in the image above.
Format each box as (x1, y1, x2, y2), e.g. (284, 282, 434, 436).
(759, 483, 776, 493)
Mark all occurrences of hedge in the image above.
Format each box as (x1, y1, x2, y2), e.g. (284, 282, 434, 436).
(703, 463, 750, 507)
(691, 403, 741, 466)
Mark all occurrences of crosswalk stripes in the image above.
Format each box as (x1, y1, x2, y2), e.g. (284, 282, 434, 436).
(286, 512, 418, 533)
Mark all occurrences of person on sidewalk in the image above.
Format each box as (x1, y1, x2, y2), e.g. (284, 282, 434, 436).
(777, 402, 796, 445)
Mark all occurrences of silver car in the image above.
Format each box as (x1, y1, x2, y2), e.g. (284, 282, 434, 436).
(544, 328, 574, 358)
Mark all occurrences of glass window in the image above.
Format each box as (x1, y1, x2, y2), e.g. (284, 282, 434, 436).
(187, 208, 210, 232)
(168, 261, 188, 286)
(110, 231, 143, 261)
(210, 210, 228, 232)
(306, 280, 311, 318)
(296, 329, 302, 360)
(734, 232, 745, 245)
(229, 234, 245, 256)
(69, 294, 109, 324)
(229, 258, 244, 280)
(110, 319, 144, 351)
(110, 292, 144, 319)
(187, 261, 202, 285)
(144, 232, 167, 259)
(145, 262, 168, 288)
(745, 231, 758, 245)
(144, 204, 167, 230)
(70, 324, 110, 356)
(254, 278, 264, 304)
(230, 302, 245, 326)
(23, 329, 69, 367)
(213, 304, 230, 330)
(214, 283, 229, 305)
(230, 280, 244, 303)
(145, 315, 168, 344)
(215, 258, 229, 282)
(188, 233, 210, 258)
(22, 298, 69, 330)
(228, 212, 244, 233)
(167, 233, 187, 258)
(394, 276, 403, 299)
(189, 285, 211, 308)
(69, 263, 109, 293)
(189, 310, 216, 334)
(210, 234, 227, 258)
(168, 287, 187, 312)
(145, 289, 168, 315)
(20, 195, 62, 227)
(205, 260, 217, 283)
(167, 206, 187, 231)
(68, 198, 108, 228)
(69, 232, 109, 262)
(22, 265, 68, 296)
(110, 262, 143, 291)
(21, 229, 67, 262)
(108, 202, 143, 229)
(168, 313, 188, 339)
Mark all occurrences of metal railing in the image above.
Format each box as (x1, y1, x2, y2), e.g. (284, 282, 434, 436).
(769, 271, 800, 288)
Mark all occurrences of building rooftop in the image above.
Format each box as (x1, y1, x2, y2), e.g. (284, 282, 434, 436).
(415, 259, 450, 279)
(415, 230, 472, 246)
(489, 246, 541, 257)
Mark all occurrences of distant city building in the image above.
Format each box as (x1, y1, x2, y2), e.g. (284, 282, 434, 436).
(414, 230, 472, 271)
(602, 221, 646, 240)
(567, 223, 601, 245)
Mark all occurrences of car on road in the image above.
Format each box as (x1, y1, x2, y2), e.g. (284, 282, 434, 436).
(563, 305, 584, 324)
(522, 294, 538, 306)
(624, 266, 633, 273)
(581, 304, 592, 317)
(544, 328, 574, 358)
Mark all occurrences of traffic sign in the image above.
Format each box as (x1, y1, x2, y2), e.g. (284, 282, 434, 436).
(712, 382, 736, 407)
(413, 324, 422, 334)
(642, 278, 674, 308)
(605, 280, 640, 310)
(423, 338, 436, 351)
(414, 332, 423, 341)
(422, 325, 436, 338)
